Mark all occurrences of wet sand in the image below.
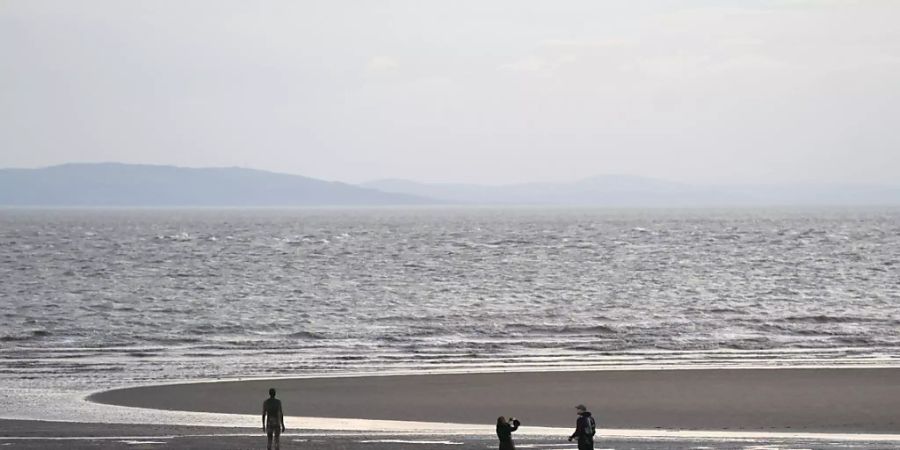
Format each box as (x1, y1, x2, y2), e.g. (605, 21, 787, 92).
(3, 419, 899, 450)
(89, 368, 900, 434)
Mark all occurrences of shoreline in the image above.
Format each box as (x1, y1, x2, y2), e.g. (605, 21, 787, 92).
(3, 419, 900, 450)
(88, 367, 900, 435)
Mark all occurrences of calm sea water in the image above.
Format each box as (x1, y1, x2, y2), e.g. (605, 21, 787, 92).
(2, 207, 899, 397)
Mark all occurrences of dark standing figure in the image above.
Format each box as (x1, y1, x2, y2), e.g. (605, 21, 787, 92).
(262, 388, 286, 450)
(496, 416, 521, 450)
(568, 404, 596, 450)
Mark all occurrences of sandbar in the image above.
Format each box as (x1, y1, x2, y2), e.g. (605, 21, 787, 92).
(89, 368, 900, 434)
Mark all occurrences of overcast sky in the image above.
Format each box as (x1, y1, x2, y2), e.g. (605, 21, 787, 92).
(2, 1, 898, 185)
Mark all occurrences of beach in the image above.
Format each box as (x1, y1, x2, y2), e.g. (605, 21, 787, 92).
(3, 419, 899, 450)
(3, 368, 900, 449)
(90, 368, 900, 434)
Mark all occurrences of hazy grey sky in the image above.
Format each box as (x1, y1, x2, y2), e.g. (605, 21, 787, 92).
(2, 1, 899, 185)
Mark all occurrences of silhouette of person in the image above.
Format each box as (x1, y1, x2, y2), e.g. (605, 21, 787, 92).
(496, 415, 520, 450)
(262, 388, 286, 450)
(568, 404, 596, 450)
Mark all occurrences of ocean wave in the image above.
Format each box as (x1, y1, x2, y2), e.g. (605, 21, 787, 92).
(504, 324, 617, 335)
(486, 238, 535, 246)
(186, 324, 248, 335)
(834, 336, 879, 346)
(287, 330, 329, 340)
(688, 307, 747, 315)
(719, 338, 778, 351)
(154, 232, 193, 241)
(0, 330, 52, 342)
(149, 336, 204, 344)
(781, 315, 885, 324)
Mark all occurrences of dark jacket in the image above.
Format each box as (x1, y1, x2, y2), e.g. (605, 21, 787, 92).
(570, 411, 595, 441)
(496, 419, 520, 450)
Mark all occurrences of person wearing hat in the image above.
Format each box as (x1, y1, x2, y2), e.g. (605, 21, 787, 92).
(568, 404, 596, 450)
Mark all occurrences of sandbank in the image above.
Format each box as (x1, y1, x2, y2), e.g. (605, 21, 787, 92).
(89, 368, 900, 434)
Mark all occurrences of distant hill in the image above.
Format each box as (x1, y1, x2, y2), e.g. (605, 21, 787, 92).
(4, 165, 897, 207)
(0, 163, 436, 206)
(362, 176, 900, 207)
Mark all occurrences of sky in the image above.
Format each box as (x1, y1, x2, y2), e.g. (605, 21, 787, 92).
(1, 0, 899, 186)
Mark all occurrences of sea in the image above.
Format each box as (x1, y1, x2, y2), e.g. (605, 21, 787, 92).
(1, 207, 899, 445)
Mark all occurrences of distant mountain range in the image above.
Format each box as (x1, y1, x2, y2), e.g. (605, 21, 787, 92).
(1, 163, 898, 207)
(362, 176, 900, 207)
(0, 163, 432, 206)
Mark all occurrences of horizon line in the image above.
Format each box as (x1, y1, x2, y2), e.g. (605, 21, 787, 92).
(3, 161, 899, 188)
